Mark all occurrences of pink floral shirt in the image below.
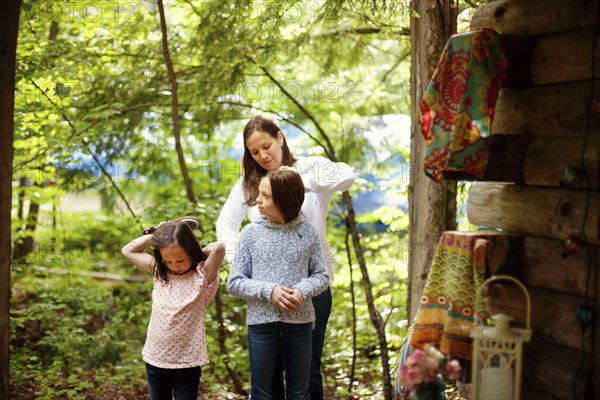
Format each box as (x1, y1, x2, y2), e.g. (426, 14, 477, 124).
(142, 262, 219, 368)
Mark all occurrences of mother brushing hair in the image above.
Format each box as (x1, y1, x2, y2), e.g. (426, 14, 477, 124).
(216, 114, 355, 400)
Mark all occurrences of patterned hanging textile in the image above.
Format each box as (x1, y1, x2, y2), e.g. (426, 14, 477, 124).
(418, 29, 507, 182)
(409, 230, 514, 360)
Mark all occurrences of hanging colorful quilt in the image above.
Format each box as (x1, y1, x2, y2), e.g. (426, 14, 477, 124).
(409, 230, 513, 360)
(418, 29, 507, 182)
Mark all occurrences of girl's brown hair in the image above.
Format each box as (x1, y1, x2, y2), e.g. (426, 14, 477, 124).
(242, 115, 297, 206)
(150, 221, 207, 282)
(266, 166, 305, 223)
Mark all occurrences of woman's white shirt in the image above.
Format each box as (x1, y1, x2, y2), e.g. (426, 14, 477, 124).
(216, 155, 355, 282)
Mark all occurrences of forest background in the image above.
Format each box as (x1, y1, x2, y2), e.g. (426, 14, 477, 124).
(10, 1, 477, 399)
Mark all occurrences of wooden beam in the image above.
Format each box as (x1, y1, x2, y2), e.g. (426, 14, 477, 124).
(522, 237, 598, 298)
(485, 283, 593, 353)
(467, 182, 600, 244)
(441, 134, 533, 183)
(492, 80, 600, 136)
(470, 0, 598, 36)
(0, 1, 21, 398)
(532, 27, 600, 85)
(522, 336, 591, 400)
(444, 134, 600, 189)
(523, 135, 600, 189)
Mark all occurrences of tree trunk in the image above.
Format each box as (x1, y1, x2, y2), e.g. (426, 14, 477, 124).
(213, 287, 247, 396)
(13, 185, 40, 259)
(0, 1, 22, 398)
(408, 1, 458, 321)
(156, 0, 202, 232)
(342, 192, 393, 399)
(344, 231, 358, 393)
(13, 21, 59, 260)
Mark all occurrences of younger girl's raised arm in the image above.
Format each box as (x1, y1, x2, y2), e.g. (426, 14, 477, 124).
(201, 242, 225, 283)
(122, 234, 156, 274)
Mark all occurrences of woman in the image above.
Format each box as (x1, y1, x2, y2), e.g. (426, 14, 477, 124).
(216, 115, 355, 399)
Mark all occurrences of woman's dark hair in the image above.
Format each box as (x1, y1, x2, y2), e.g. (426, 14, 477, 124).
(150, 221, 207, 282)
(266, 167, 305, 223)
(242, 115, 297, 206)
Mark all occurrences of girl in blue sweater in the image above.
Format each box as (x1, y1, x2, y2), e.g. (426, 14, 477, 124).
(227, 166, 329, 400)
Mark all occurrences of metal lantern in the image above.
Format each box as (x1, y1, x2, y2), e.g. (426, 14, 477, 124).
(471, 275, 532, 400)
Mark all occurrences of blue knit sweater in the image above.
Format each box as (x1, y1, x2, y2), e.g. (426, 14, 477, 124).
(227, 216, 329, 326)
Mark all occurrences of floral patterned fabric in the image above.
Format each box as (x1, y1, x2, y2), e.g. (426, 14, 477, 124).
(418, 29, 507, 182)
(409, 231, 513, 360)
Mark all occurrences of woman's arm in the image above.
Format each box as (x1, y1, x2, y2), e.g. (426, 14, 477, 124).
(294, 230, 330, 299)
(296, 156, 355, 194)
(216, 178, 247, 265)
(121, 234, 156, 274)
(201, 241, 225, 283)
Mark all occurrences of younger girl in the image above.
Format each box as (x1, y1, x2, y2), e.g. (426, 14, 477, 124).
(122, 217, 224, 400)
(227, 167, 329, 400)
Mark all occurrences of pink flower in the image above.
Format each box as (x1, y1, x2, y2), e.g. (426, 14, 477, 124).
(446, 359, 462, 380)
(410, 349, 426, 364)
(397, 344, 463, 394)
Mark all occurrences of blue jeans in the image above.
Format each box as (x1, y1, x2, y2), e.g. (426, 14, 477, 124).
(145, 362, 201, 400)
(271, 287, 332, 400)
(248, 322, 313, 400)
(309, 287, 332, 400)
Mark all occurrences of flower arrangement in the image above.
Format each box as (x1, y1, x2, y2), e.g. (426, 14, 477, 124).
(398, 344, 462, 400)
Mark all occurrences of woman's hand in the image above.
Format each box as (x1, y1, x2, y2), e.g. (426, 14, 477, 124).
(271, 285, 302, 313)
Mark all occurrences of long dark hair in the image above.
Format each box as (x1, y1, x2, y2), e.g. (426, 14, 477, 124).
(150, 221, 207, 282)
(242, 115, 297, 206)
(267, 167, 305, 223)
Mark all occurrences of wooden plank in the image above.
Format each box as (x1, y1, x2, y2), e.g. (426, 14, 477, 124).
(467, 182, 600, 244)
(521, 385, 562, 400)
(523, 135, 600, 189)
(442, 134, 533, 183)
(522, 336, 591, 400)
(484, 283, 593, 353)
(522, 237, 598, 299)
(470, 0, 598, 36)
(531, 27, 600, 85)
(443, 134, 600, 189)
(492, 80, 600, 136)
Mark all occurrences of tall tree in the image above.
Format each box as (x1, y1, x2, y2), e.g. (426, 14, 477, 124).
(408, 1, 458, 320)
(1, 1, 22, 398)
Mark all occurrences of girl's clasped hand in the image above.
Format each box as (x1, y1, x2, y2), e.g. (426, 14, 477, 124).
(271, 284, 304, 312)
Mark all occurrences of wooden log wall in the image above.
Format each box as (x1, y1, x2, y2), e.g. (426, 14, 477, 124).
(458, 1, 600, 398)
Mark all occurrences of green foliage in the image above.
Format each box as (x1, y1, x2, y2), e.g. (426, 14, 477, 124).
(9, 0, 451, 397)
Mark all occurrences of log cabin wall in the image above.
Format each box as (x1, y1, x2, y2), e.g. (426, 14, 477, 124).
(457, 1, 600, 399)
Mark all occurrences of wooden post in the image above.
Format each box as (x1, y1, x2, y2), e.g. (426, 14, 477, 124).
(0, 1, 21, 399)
(408, 1, 457, 320)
